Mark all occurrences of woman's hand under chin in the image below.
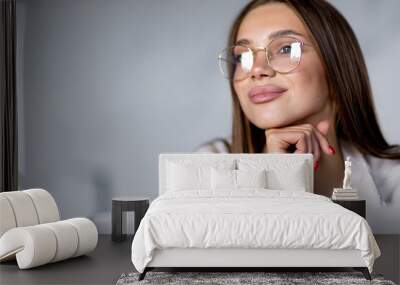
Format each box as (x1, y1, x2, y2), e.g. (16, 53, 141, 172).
(264, 119, 336, 171)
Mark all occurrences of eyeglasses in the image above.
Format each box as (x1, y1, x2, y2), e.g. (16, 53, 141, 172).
(217, 36, 308, 81)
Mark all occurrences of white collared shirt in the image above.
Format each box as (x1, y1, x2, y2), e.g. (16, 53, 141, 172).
(194, 137, 400, 234)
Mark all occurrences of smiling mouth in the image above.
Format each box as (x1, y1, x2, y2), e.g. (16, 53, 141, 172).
(249, 91, 285, 104)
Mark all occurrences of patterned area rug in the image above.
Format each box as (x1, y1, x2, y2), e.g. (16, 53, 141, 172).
(116, 271, 397, 285)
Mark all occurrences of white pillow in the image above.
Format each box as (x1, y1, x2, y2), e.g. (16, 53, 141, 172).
(236, 169, 267, 188)
(211, 168, 268, 190)
(211, 168, 236, 189)
(166, 159, 236, 191)
(268, 164, 308, 192)
(237, 158, 310, 192)
(167, 162, 210, 191)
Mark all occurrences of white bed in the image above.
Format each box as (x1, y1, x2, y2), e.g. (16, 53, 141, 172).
(131, 153, 381, 281)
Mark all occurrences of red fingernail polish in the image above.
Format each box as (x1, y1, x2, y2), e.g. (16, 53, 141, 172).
(314, 160, 319, 171)
(329, 146, 336, 154)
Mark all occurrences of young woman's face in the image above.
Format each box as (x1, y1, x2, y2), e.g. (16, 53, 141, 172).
(234, 3, 331, 129)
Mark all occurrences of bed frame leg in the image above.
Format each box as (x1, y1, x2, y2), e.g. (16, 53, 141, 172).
(138, 268, 148, 281)
(354, 267, 371, 280)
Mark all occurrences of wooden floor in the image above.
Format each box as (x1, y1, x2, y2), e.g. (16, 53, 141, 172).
(0, 235, 398, 284)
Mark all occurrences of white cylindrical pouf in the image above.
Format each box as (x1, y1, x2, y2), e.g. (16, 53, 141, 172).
(1, 192, 39, 227)
(64, 218, 98, 257)
(0, 189, 98, 269)
(24, 189, 60, 223)
(42, 221, 79, 262)
(0, 195, 17, 237)
(0, 226, 57, 269)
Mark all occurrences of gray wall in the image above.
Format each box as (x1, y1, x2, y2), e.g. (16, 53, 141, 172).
(16, 0, 400, 233)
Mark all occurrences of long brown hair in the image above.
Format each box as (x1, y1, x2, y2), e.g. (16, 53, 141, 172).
(222, 0, 400, 159)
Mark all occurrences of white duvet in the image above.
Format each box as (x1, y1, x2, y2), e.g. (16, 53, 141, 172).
(131, 189, 381, 273)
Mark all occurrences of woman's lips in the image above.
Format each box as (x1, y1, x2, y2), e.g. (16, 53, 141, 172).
(248, 84, 287, 104)
(249, 91, 285, 103)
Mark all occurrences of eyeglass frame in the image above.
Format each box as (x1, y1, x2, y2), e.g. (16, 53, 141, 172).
(217, 36, 312, 81)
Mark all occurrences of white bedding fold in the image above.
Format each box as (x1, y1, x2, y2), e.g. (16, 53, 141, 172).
(131, 189, 381, 273)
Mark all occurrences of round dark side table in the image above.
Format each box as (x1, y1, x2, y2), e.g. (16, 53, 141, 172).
(112, 196, 150, 242)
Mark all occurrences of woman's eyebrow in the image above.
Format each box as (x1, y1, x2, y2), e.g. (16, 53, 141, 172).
(235, 29, 306, 45)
